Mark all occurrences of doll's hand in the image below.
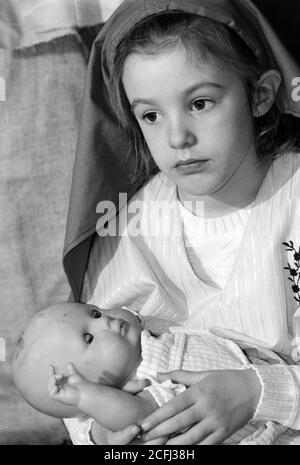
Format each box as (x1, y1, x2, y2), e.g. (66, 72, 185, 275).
(122, 378, 151, 394)
(48, 364, 86, 406)
(140, 369, 261, 445)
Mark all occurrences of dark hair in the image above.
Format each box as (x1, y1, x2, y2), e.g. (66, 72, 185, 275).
(110, 12, 300, 180)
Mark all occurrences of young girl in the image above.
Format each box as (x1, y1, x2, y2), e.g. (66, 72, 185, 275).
(63, 0, 300, 445)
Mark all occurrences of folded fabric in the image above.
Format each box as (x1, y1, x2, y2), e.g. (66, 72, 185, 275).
(0, 0, 124, 49)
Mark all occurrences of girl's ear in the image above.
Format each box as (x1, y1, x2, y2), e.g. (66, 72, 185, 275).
(252, 70, 282, 117)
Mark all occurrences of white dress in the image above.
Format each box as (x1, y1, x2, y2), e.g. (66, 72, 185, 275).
(66, 152, 300, 443)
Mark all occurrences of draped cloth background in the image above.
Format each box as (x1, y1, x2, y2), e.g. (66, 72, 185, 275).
(0, 0, 125, 444)
(0, 35, 87, 445)
(0, 0, 299, 445)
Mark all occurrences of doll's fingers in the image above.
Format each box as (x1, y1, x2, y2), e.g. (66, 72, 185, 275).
(49, 365, 55, 376)
(67, 363, 75, 373)
(48, 386, 59, 397)
(123, 378, 151, 394)
(48, 378, 57, 390)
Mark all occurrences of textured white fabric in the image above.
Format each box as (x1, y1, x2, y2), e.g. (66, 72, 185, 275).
(178, 200, 252, 288)
(137, 329, 288, 445)
(0, 0, 124, 48)
(137, 328, 251, 407)
(65, 328, 288, 445)
(75, 152, 300, 443)
(63, 417, 94, 445)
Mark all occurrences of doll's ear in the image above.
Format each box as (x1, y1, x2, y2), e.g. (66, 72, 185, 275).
(252, 70, 282, 117)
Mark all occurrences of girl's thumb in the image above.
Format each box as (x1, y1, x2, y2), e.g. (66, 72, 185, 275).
(156, 370, 209, 385)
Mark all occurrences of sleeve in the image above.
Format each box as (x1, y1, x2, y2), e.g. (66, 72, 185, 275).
(252, 192, 300, 428)
(143, 379, 186, 407)
(250, 364, 300, 429)
(63, 417, 95, 445)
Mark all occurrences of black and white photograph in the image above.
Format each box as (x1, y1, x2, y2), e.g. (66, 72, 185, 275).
(0, 0, 300, 449)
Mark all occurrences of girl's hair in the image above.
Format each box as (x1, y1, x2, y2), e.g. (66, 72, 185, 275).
(110, 12, 300, 180)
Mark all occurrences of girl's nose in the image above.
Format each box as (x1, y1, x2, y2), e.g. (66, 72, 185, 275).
(168, 117, 197, 149)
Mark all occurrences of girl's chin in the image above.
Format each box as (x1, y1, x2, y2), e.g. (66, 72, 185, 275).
(177, 184, 219, 200)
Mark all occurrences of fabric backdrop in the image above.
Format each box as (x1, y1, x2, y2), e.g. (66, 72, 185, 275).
(0, 35, 87, 444)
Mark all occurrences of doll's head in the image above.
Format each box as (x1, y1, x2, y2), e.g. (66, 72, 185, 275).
(12, 302, 142, 417)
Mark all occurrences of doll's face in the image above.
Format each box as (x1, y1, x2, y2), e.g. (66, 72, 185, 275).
(36, 303, 142, 387)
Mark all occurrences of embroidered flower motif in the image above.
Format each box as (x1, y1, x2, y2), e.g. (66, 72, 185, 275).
(285, 241, 300, 362)
(283, 241, 300, 304)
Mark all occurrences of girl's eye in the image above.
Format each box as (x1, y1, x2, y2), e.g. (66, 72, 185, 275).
(91, 309, 101, 318)
(84, 333, 94, 344)
(191, 99, 214, 112)
(143, 112, 160, 123)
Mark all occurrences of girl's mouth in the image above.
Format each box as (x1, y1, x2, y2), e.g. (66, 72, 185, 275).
(175, 159, 209, 174)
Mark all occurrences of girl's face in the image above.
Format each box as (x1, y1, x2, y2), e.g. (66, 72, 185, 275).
(122, 45, 259, 204)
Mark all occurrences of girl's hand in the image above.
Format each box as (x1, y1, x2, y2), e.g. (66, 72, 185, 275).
(92, 419, 168, 445)
(140, 369, 261, 445)
(48, 364, 86, 406)
(105, 425, 168, 445)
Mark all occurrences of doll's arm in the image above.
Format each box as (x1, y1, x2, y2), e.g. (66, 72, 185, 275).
(48, 364, 157, 432)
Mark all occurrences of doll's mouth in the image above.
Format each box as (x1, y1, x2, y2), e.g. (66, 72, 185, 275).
(120, 320, 128, 336)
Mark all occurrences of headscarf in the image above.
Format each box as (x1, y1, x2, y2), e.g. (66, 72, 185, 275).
(63, 0, 300, 301)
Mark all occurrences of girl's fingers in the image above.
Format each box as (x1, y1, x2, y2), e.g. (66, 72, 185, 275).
(198, 431, 223, 445)
(142, 406, 199, 441)
(107, 425, 141, 445)
(141, 391, 194, 432)
(157, 370, 209, 386)
(166, 421, 214, 446)
(144, 435, 168, 445)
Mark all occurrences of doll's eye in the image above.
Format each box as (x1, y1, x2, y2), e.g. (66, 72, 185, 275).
(91, 309, 101, 318)
(84, 333, 94, 344)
